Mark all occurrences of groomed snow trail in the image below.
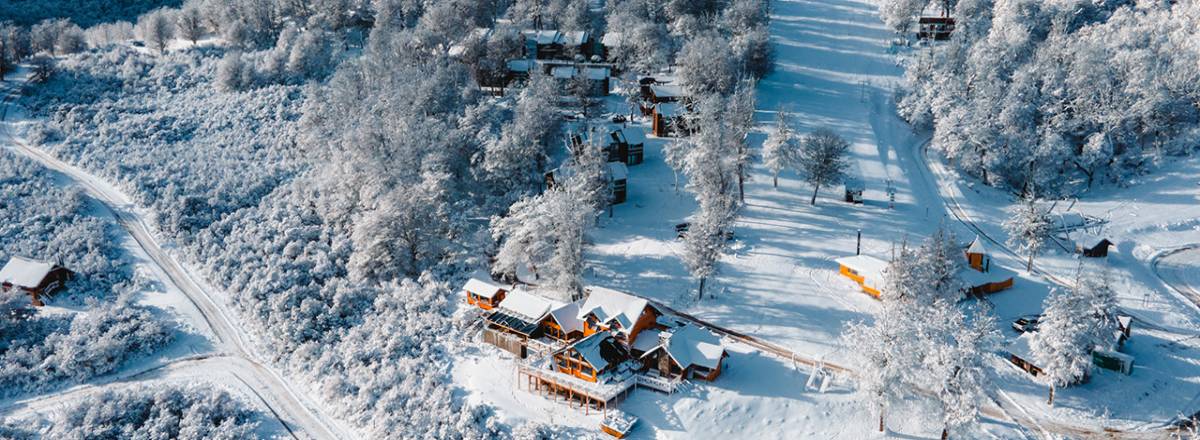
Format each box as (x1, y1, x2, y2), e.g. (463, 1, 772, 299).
(0, 76, 351, 440)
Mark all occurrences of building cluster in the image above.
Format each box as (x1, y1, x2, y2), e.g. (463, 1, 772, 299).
(834, 235, 1014, 299)
(462, 279, 728, 416)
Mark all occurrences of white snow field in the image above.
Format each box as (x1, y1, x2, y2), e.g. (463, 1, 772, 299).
(0, 70, 350, 440)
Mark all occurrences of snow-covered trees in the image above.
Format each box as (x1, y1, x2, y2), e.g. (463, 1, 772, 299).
(1031, 266, 1120, 405)
(483, 72, 562, 198)
(676, 33, 737, 97)
(1003, 194, 1053, 271)
(762, 110, 798, 188)
(796, 127, 851, 205)
(175, 4, 205, 45)
(844, 230, 997, 435)
(137, 8, 175, 54)
(898, 0, 1200, 195)
(84, 21, 136, 49)
(32, 385, 261, 439)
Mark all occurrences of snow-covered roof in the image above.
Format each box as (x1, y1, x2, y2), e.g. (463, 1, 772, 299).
(622, 126, 646, 145)
(644, 325, 725, 370)
(463, 278, 504, 299)
(967, 235, 988, 255)
(551, 66, 575, 79)
(0, 257, 57, 289)
(834, 255, 887, 289)
(507, 59, 533, 72)
(498, 289, 563, 321)
(600, 32, 623, 47)
(608, 162, 628, 181)
(578, 286, 652, 335)
(523, 30, 561, 45)
(656, 103, 684, 117)
(562, 30, 588, 46)
(1007, 332, 1037, 364)
(583, 67, 609, 80)
(631, 328, 662, 353)
(548, 301, 585, 334)
(959, 265, 1014, 288)
(649, 84, 683, 99)
(571, 332, 621, 371)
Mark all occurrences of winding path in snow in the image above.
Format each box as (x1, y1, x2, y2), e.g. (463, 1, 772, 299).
(0, 75, 350, 440)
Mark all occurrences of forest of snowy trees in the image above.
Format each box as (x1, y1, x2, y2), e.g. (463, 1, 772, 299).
(1, 0, 775, 436)
(0, 153, 173, 396)
(1, 385, 262, 439)
(887, 0, 1200, 196)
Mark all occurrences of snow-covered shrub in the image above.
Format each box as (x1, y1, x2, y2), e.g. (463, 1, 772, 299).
(19, 385, 260, 439)
(0, 295, 173, 398)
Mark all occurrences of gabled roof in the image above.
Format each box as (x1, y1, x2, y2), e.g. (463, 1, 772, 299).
(0, 257, 58, 289)
(967, 236, 987, 255)
(607, 162, 628, 181)
(498, 289, 562, 322)
(641, 325, 725, 370)
(649, 84, 683, 99)
(570, 332, 628, 372)
(631, 328, 662, 353)
(622, 126, 646, 145)
(577, 286, 653, 335)
(600, 32, 623, 47)
(562, 30, 589, 46)
(548, 301, 584, 334)
(522, 30, 561, 45)
(463, 278, 504, 299)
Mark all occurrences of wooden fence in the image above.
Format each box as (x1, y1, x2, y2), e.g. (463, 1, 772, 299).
(483, 328, 526, 358)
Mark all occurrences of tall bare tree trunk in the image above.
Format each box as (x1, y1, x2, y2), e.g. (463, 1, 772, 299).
(773, 174, 778, 188)
(1047, 385, 1055, 405)
(811, 184, 820, 205)
(698, 277, 706, 300)
(878, 411, 885, 432)
(1027, 252, 1035, 272)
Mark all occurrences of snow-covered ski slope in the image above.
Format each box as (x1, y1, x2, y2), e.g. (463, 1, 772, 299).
(0, 73, 351, 440)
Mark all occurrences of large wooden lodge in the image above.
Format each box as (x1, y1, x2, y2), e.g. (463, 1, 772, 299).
(462, 279, 729, 415)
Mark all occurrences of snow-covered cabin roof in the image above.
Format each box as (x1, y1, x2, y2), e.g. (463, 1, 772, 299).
(498, 289, 563, 322)
(607, 162, 628, 181)
(551, 66, 575, 79)
(601, 32, 623, 47)
(656, 103, 684, 117)
(562, 31, 589, 46)
(522, 30, 561, 45)
(959, 265, 1014, 288)
(548, 301, 584, 334)
(622, 126, 646, 145)
(967, 236, 988, 255)
(834, 255, 887, 289)
(578, 286, 652, 335)
(1007, 332, 1037, 364)
(0, 257, 58, 289)
(570, 332, 626, 372)
(507, 59, 534, 73)
(649, 84, 683, 99)
(631, 328, 662, 353)
(642, 325, 725, 370)
(583, 67, 609, 80)
(463, 278, 504, 299)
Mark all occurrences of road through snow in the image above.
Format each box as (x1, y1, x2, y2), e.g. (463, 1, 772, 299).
(0, 77, 351, 440)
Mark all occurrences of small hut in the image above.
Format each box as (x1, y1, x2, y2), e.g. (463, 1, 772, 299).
(1076, 235, 1113, 258)
(607, 162, 628, 204)
(0, 257, 72, 307)
(917, 17, 955, 41)
(965, 236, 991, 272)
(463, 278, 507, 310)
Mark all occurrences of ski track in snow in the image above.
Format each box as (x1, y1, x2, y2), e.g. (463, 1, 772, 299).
(0, 74, 351, 440)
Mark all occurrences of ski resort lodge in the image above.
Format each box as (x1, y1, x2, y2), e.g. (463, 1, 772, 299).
(834, 236, 1014, 298)
(0, 256, 72, 307)
(461, 278, 729, 416)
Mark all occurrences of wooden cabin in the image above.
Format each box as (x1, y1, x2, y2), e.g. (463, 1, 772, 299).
(647, 84, 683, 104)
(652, 103, 685, 137)
(522, 30, 594, 60)
(553, 332, 631, 382)
(621, 127, 646, 165)
(608, 162, 628, 204)
(0, 257, 72, 307)
(917, 17, 955, 41)
(962, 236, 1014, 295)
(463, 278, 507, 310)
(577, 286, 660, 346)
(1009, 333, 1091, 383)
(637, 325, 727, 382)
(834, 255, 886, 298)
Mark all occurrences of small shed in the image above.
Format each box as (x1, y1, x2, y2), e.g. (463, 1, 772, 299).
(917, 17, 955, 41)
(600, 32, 623, 61)
(834, 255, 886, 298)
(0, 257, 72, 307)
(601, 411, 637, 439)
(1076, 234, 1113, 258)
(652, 103, 685, 137)
(1007, 332, 1042, 377)
(648, 84, 683, 104)
(965, 235, 991, 272)
(1092, 349, 1134, 375)
(621, 126, 646, 165)
(608, 162, 628, 204)
(463, 278, 507, 310)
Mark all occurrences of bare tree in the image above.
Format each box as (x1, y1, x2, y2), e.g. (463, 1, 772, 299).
(1003, 193, 1053, 271)
(176, 5, 205, 45)
(137, 8, 175, 54)
(796, 127, 851, 205)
